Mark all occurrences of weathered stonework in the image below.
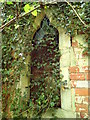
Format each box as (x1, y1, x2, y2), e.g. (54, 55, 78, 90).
(19, 8, 89, 118)
(19, 55, 31, 99)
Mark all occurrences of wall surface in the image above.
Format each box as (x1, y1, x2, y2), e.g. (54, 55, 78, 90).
(69, 35, 89, 118)
(20, 8, 89, 118)
(59, 29, 89, 118)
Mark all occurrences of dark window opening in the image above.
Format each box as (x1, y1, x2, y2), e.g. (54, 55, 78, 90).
(30, 16, 61, 108)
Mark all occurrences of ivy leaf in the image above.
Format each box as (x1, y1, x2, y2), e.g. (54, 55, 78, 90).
(15, 24, 19, 29)
(7, 2, 13, 5)
(9, 15, 14, 19)
(30, 6, 37, 16)
(3, 89, 6, 94)
(24, 4, 37, 16)
(29, 100, 33, 107)
(50, 102, 55, 107)
(44, 5, 47, 9)
(32, 10, 37, 16)
(24, 4, 30, 13)
(38, 101, 41, 105)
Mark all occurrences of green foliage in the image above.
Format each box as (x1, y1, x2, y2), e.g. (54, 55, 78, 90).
(1, 1, 90, 118)
(1, 3, 36, 117)
(24, 4, 31, 13)
(10, 89, 27, 116)
(6, 2, 13, 5)
(51, 2, 90, 35)
(29, 18, 62, 116)
(24, 3, 38, 16)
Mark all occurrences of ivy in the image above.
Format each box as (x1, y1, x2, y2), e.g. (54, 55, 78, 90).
(1, 1, 90, 118)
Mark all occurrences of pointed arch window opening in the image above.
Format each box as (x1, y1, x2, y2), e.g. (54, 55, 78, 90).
(30, 15, 61, 108)
(33, 16, 59, 47)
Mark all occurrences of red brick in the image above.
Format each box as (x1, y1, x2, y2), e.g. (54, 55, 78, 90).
(72, 41, 78, 47)
(75, 88, 89, 96)
(75, 103, 88, 113)
(85, 73, 90, 80)
(69, 66, 79, 73)
(82, 51, 88, 56)
(82, 66, 90, 72)
(70, 73, 85, 80)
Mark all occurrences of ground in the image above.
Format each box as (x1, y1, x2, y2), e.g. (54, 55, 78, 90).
(41, 108, 76, 118)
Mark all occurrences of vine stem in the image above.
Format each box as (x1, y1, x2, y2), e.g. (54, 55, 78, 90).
(14, 106, 31, 117)
(14, 101, 49, 118)
(0, 5, 40, 31)
(0, 1, 56, 31)
(64, 0, 88, 28)
(34, 102, 49, 117)
(0, 1, 89, 31)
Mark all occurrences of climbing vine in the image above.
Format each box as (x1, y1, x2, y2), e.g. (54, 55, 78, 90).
(1, 1, 90, 118)
(29, 17, 61, 117)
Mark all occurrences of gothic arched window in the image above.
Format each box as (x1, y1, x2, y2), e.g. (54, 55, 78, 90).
(30, 16, 61, 107)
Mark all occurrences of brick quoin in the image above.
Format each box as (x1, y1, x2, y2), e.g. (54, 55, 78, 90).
(75, 88, 89, 96)
(70, 73, 85, 80)
(75, 103, 88, 113)
(69, 66, 79, 73)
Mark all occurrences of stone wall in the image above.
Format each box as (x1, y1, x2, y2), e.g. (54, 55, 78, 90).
(20, 9, 89, 118)
(59, 30, 89, 118)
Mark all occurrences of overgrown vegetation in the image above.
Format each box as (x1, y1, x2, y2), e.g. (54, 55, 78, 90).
(29, 17, 61, 117)
(1, 1, 90, 118)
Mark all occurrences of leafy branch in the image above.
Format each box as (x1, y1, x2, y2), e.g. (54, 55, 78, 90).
(0, 4, 40, 31)
(64, 0, 89, 28)
(14, 101, 49, 118)
(1, 1, 89, 32)
(0, 1, 56, 31)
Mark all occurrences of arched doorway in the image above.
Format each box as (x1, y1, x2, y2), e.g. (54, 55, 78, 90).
(30, 16, 61, 107)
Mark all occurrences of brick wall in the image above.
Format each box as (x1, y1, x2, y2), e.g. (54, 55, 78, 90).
(69, 35, 89, 118)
